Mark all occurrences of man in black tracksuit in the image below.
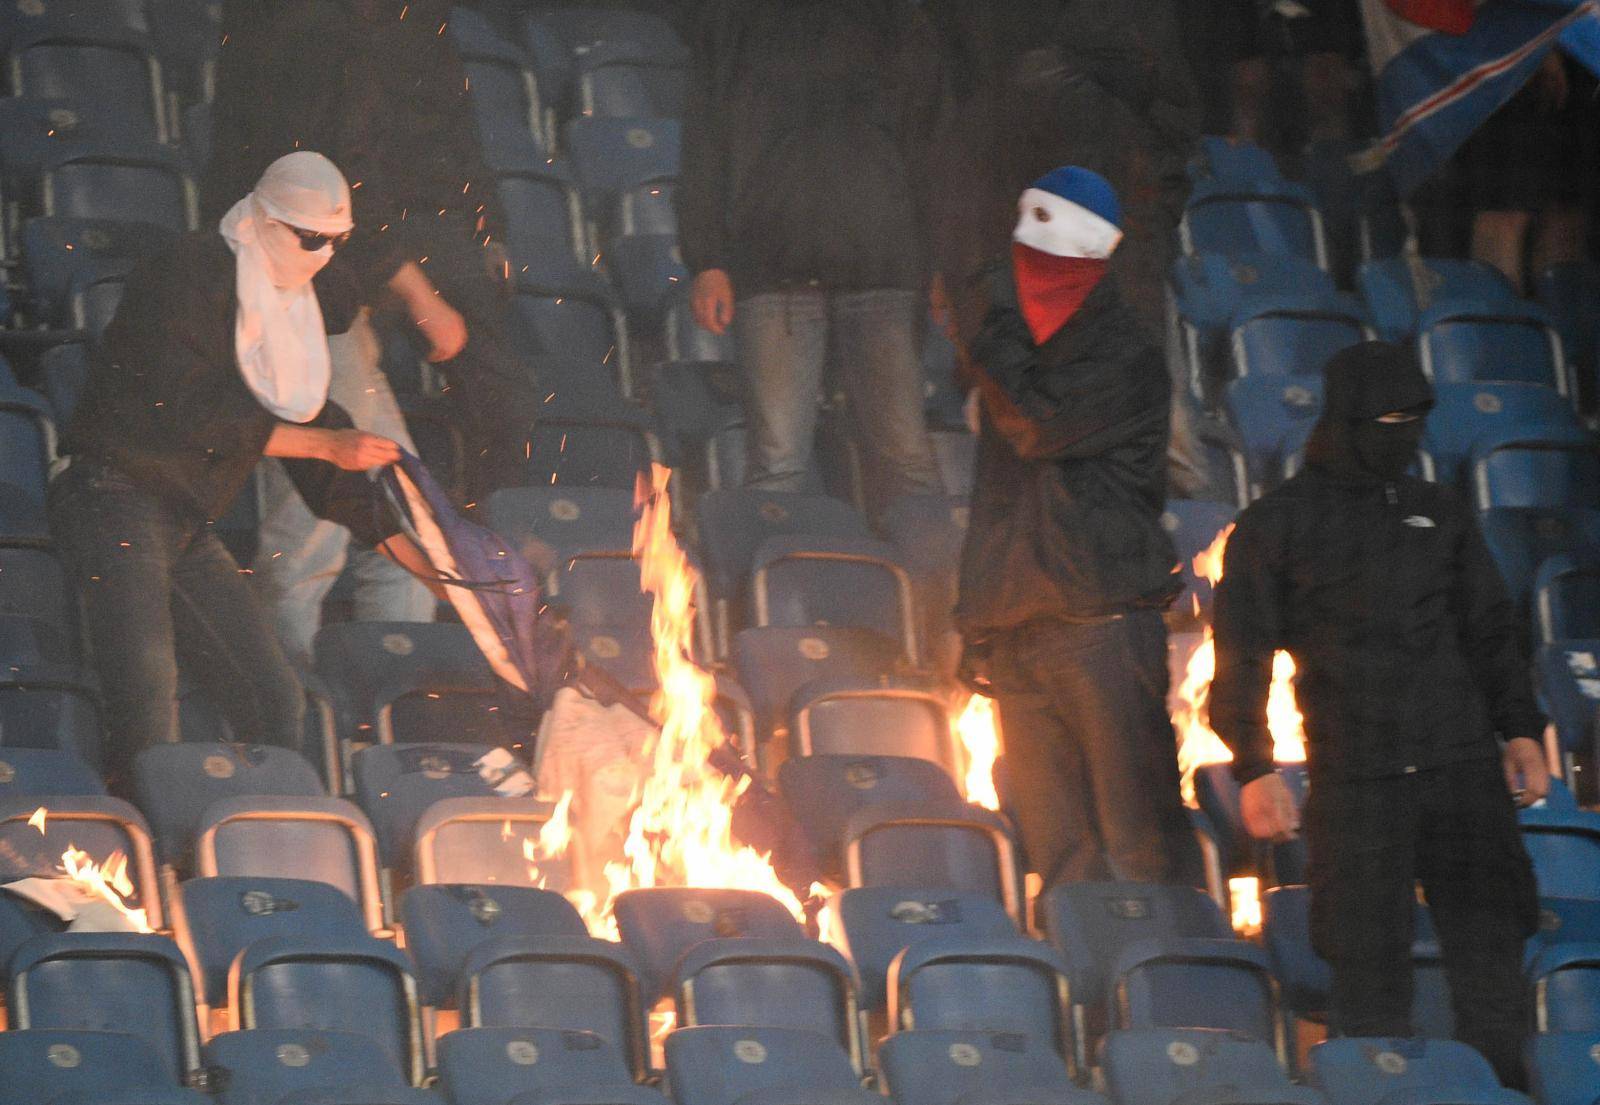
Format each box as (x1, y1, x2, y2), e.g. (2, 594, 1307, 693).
(1210, 342, 1547, 1087)
(955, 169, 1200, 889)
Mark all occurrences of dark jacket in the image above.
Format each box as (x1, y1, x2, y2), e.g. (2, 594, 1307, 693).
(205, 0, 497, 298)
(1210, 346, 1544, 786)
(954, 270, 1180, 632)
(62, 233, 395, 543)
(676, 0, 944, 294)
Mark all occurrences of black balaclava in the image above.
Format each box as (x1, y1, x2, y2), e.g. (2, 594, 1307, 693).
(1303, 341, 1434, 484)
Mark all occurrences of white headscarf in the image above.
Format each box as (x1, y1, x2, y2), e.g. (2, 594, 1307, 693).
(218, 152, 354, 424)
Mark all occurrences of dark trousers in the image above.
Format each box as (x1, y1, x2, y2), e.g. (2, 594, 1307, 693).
(1305, 759, 1540, 1088)
(49, 463, 306, 785)
(990, 611, 1203, 888)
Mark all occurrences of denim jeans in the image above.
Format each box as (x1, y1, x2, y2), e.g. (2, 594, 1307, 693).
(989, 610, 1203, 888)
(251, 311, 435, 671)
(49, 462, 306, 784)
(734, 287, 944, 517)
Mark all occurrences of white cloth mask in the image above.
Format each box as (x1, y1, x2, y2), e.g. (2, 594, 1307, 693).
(219, 151, 354, 424)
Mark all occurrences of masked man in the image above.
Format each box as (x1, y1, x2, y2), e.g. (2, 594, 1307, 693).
(1210, 341, 1547, 1088)
(955, 167, 1200, 889)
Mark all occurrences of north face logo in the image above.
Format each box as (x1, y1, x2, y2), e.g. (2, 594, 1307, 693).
(1402, 516, 1436, 528)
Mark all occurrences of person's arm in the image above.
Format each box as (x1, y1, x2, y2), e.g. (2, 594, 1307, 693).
(387, 260, 468, 363)
(679, 1, 736, 334)
(264, 423, 402, 469)
(1450, 496, 1550, 803)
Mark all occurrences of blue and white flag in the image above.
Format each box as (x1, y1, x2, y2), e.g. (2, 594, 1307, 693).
(1361, 0, 1600, 194)
(382, 452, 572, 712)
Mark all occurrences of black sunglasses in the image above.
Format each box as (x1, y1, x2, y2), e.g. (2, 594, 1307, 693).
(283, 223, 352, 252)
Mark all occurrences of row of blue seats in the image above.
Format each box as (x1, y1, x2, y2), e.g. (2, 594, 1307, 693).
(7, 1023, 1592, 1105)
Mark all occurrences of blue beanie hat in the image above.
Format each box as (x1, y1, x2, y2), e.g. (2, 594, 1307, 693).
(1029, 167, 1121, 230)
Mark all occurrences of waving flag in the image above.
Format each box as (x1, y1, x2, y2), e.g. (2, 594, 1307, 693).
(1361, 0, 1600, 194)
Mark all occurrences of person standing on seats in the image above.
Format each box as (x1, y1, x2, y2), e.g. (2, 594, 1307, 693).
(955, 167, 1201, 890)
(1210, 341, 1548, 1089)
(678, 0, 946, 519)
(51, 153, 435, 787)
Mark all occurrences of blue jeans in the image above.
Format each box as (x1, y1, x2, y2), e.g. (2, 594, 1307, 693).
(251, 312, 435, 670)
(989, 611, 1203, 888)
(49, 462, 306, 784)
(735, 288, 944, 516)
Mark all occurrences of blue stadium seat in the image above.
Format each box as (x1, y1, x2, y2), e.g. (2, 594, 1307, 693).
(351, 742, 530, 871)
(0, 625, 100, 764)
(613, 887, 804, 1004)
(730, 626, 907, 744)
(509, 285, 630, 392)
(1531, 944, 1600, 1033)
(437, 1027, 634, 1105)
(413, 796, 564, 889)
(546, 549, 652, 629)
(834, 886, 1017, 1011)
(0, 795, 161, 925)
(19, 216, 175, 326)
(664, 1026, 860, 1105)
(577, 40, 687, 119)
(0, 746, 103, 796)
(1538, 641, 1600, 764)
(1472, 440, 1600, 511)
(1180, 181, 1326, 268)
(842, 798, 1019, 919)
(0, 892, 62, 986)
(174, 875, 371, 1007)
(607, 232, 687, 320)
(313, 623, 524, 758)
(1480, 508, 1600, 612)
(1422, 383, 1587, 489)
(887, 935, 1072, 1059)
(1101, 1027, 1322, 1105)
(673, 938, 864, 1071)
(1228, 299, 1367, 384)
(1189, 138, 1285, 188)
(486, 487, 637, 564)
(1308, 1038, 1528, 1105)
(0, 96, 126, 200)
(0, 1029, 188, 1105)
(0, 543, 72, 634)
(204, 1028, 414, 1105)
(1418, 301, 1570, 394)
(878, 1029, 1093, 1105)
(457, 934, 649, 1079)
(1110, 937, 1278, 1045)
(777, 754, 961, 877)
(452, 13, 550, 168)
(40, 145, 191, 230)
(562, 117, 679, 197)
(1518, 796, 1600, 902)
(5, 22, 166, 143)
(1536, 554, 1600, 644)
(38, 339, 88, 423)
(131, 741, 324, 867)
(7, 931, 201, 1081)
(194, 796, 383, 931)
(1536, 260, 1600, 393)
(497, 169, 588, 285)
(228, 932, 424, 1084)
(1160, 500, 1236, 621)
(878, 492, 971, 664)
(1535, 896, 1600, 946)
(792, 676, 952, 772)
(143, 0, 220, 104)
(1357, 258, 1519, 341)
(526, 408, 657, 489)
(65, 253, 133, 334)
(1223, 376, 1324, 501)
(0, 383, 53, 507)
(399, 884, 588, 1007)
(617, 180, 677, 236)
(749, 534, 916, 654)
(1525, 1031, 1600, 1105)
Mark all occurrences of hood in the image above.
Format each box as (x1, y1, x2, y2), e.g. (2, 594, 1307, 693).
(1304, 341, 1434, 483)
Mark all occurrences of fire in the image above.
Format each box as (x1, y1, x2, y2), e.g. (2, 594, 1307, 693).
(28, 806, 46, 834)
(525, 466, 816, 936)
(953, 695, 1001, 811)
(1228, 876, 1263, 936)
(1172, 524, 1305, 804)
(60, 846, 151, 933)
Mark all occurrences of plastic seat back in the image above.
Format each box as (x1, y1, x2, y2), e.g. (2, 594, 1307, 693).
(437, 1027, 633, 1105)
(0, 796, 160, 926)
(1473, 440, 1600, 511)
(203, 1028, 411, 1105)
(777, 754, 961, 875)
(888, 935, 1072, 1059)
(878, 1029, 1080, 1105)
(175, 876, 371, 1006)
(1526, 1031, 1600, 1105)
(0, 1029, 177, 1105)
(834, 886, 1016, 1011)
(1531, 944, 1600, 1033)
(791, 676, 954, 769)
(486, 487, 638, 561)
(730, 627, 906, 742)
(613, 887, 804, 1004)
(1422, 383, 1587, 488)
(1418, 302, 1567, 392)
(1111, 937, 1277, 1044)
(1536, 553, 1600, 643)
(413, 796, 564, 889)
(400, 883, 588, 1006)
(843, 799, 1018, 917)
(0, 747, 103, 796)
(1308, 1038, 1509, 1105)
(1357, 258, 1518, 341)
(351, 742, 528, 867)
(8, 932, 200, 1081)
(1102, 1027, 1314, 1105)
(664, 1026, 860, 1105)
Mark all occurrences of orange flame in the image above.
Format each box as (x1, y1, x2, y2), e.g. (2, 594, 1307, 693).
(1172, 524, 1305, 804)
(953, 695, 1001, 811)
(28, 806, 46, 834)
(1228, 875, 1263, 937)
(60, 846, 151, 933)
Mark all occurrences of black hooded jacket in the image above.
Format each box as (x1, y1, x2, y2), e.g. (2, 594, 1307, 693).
(676, 0, 944, 294)
(1210, 343, 1544, 785)
(954, 269, 1181, 632)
